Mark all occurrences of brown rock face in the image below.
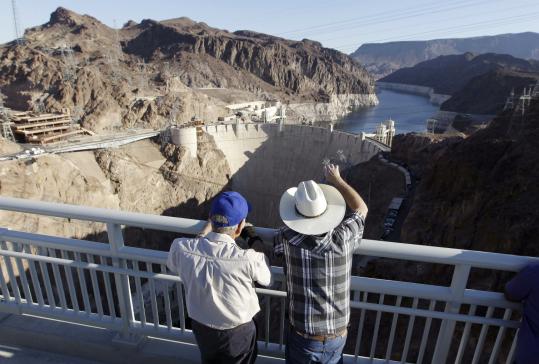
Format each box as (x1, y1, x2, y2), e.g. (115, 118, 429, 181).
(124, 20, 374, 98)
(0, 7, 374, 132)
(399, 100, 539, 258)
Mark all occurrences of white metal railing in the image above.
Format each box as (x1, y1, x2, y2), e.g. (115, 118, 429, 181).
(0, 196, 536, 363)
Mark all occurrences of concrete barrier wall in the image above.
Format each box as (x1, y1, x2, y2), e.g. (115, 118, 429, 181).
(202, 123, 385, 226)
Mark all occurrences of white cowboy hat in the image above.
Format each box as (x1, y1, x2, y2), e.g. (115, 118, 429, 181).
(279, 180, 346, 235)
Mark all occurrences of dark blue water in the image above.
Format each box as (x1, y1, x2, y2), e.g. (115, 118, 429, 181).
(336, 89, 439, 135)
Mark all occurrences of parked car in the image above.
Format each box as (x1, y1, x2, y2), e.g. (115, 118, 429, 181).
(384, 218, 396, 227)
(387, 210, 398, 219)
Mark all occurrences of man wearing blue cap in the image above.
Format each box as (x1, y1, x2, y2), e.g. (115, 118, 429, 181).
(167, 191, 272, 364)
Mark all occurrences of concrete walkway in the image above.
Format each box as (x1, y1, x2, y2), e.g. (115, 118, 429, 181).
(0, 313, 283, 364)
(0, 344, 101, 364)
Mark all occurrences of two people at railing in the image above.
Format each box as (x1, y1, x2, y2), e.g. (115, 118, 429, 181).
(167, 164, 368, 364)
(505, 262, 539, 364)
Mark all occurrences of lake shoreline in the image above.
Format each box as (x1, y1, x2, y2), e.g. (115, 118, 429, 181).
(333, 88, 440, 135)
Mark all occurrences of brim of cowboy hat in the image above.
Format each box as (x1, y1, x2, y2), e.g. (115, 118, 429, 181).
(279, 184, 346, 235)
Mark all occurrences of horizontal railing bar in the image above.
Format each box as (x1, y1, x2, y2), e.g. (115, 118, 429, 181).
(0, 196, 537, 270)
(0, 229, 111, 255)
(353, 276, 520, 310)
(0, 249, 182, 282)
(349, 300, 520, 328)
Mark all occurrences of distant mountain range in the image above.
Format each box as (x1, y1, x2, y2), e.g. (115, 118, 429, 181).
(379, 52, 539, 114)
(351, 32, 539, 79)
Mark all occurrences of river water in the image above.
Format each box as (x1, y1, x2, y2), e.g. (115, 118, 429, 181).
(336, 89, 439, 135)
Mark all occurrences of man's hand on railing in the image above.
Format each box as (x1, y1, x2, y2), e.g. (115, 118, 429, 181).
(197, 219, 212, 237)
(241, 222, 265, 253)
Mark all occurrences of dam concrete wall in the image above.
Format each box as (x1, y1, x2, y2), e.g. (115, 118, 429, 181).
(202, 123, 386, 226)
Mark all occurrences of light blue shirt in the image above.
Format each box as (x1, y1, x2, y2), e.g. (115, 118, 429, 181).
(167, 232, 272, 329)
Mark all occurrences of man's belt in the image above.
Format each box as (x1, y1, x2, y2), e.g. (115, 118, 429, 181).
(294, 327, 348, 342)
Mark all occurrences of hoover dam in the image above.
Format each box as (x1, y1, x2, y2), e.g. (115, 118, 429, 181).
(179, 123, 388, 226)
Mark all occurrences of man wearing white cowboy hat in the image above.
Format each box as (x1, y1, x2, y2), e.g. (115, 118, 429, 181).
(275, 163, 368, 364)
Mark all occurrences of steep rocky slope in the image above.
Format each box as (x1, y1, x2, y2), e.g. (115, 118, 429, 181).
(397, 99, 539, 258)
(380, 53, 539, 95)
(0, 133, 230, 249)
(0, 7, 376, 129)
(352, 32, 539, 78)
(441, 69, 538, 114)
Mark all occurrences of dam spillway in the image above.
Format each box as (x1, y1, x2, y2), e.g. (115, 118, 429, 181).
(199, 123, 387, 226)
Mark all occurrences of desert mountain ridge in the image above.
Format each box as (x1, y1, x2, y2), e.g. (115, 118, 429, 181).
(0, 7, 376, 132)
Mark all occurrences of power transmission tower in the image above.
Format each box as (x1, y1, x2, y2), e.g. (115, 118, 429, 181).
(108, 20, 122, 84)
(61, 44, 77, 87)
(503, 88, 515, 111)
(10, 0, 23, 45)
(0, 92, 15, 141)
(520, 87, 532, 116)
(137, 61, 148, 91)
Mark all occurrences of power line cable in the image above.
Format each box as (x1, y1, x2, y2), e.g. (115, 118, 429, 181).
(334, 11, 539, 51)
(316, 2, 539, 45)
(277, 0, 487, 37)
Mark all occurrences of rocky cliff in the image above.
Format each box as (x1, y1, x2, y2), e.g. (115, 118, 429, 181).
(0, 133, 230, 250)
(396, 99, 539, 258)
(352, 32, 539, 79)
(0, 7, 376, 129)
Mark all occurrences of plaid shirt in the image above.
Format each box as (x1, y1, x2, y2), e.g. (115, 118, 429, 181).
(274, 212, 365, 336)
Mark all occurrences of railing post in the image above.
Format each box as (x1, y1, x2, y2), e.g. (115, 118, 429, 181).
(106, 223, 140, 345)
(432, 264, 471, 364)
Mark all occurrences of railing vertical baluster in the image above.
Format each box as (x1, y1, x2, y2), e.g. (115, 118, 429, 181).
(10, 242, 34, 304)
(99, 255, 116, 318)
(21, 244, 45, 307)
(385, 295, 402, 361)
(0, 259, 11, 301)
(176, 282, 186, 332)
(160, 264, 173, 330)
(369, 294, 385, 360)
(47, 249, 67, 310)
(86, 254, 104, 317)
(36, 246, 56, 308)
(60, 250, 79, 311)
(455, 304, 477, 364)
(417, 300, 436, 364)
(488, 309, 512, 364)
(401, 297, 419, 363)
(354, 291, 368, 360)
(146, 262, 159, 329)
(432, 264, 471, 364)
(74, 252, 91, 312)
(0, 242, 21, 304)
(471, 306, 495, 364)
(265, 295, 271, 347)
(133, 262, 146, 326)
(279, 280, 286, 351)
(505, 328, 519, 364)
(107, 223, 135, 339)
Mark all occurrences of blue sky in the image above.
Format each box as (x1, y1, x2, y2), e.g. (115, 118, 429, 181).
(1, 0, 539, 53)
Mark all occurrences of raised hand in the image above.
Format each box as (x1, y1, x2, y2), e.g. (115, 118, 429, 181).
(324, 163, 342, 185)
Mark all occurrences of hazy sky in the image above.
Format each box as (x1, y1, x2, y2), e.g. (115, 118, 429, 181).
(1, 0, 539, 53)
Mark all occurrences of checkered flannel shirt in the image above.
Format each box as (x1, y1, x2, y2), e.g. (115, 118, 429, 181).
(274, 211, 365, 336)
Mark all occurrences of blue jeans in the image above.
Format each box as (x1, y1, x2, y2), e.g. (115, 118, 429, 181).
(285, 326, 347, 364)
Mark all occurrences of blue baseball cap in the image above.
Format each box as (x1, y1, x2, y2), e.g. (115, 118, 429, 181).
(210, 191, 251, 227)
